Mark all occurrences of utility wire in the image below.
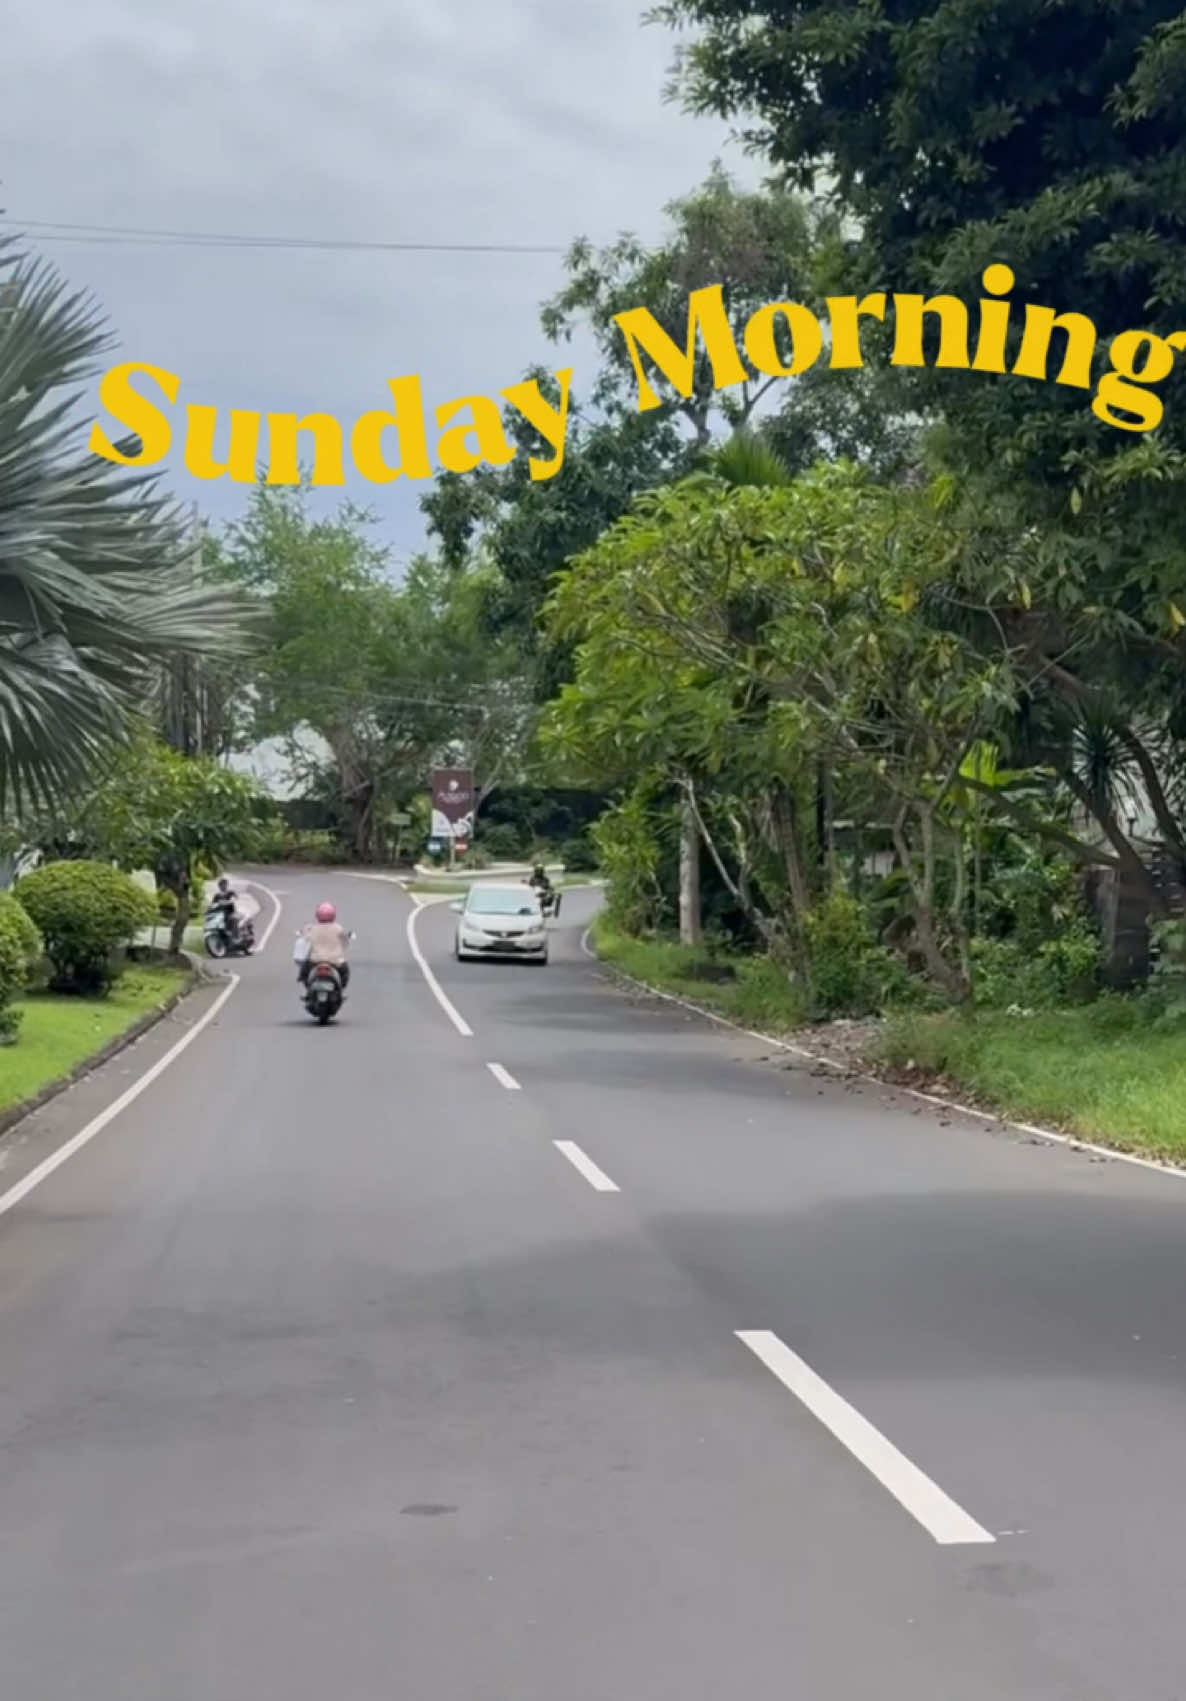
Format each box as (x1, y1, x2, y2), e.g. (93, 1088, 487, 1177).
(0, 216, 566, 255)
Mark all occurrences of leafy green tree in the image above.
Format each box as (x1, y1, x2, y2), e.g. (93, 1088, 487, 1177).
(420, 379, 691, 694)
(542, 162, 841, 444)
(543, 461, 1091, 1000)
(84, 735, 264, 952)
(219, 488, 533, 860)
(0, 239, 254, 814)
(655, 1, 1186, 501)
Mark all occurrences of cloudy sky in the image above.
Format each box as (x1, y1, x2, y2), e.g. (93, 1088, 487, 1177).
(1, 0, 761, 572)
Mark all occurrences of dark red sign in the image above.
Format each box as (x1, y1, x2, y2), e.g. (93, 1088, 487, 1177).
(430, 768, 474, 837)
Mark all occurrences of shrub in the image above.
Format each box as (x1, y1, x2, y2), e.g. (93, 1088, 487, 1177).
(477, 821, 525, 861)
(970, 920, 1100, 1009)
(560, 834, 598, 873)
(0, 892, 43, 1041)
(592, 793, 668, 935)
(157, 886, 179, 920)
(15, 861, 156, 993)
(803, 892, 911, 1019)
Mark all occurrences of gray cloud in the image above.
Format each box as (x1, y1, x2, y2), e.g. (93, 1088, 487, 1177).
(1, 0, 760, 565)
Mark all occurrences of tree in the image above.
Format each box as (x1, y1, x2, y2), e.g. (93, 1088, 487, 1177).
(84, 735, 265, 953)
(543, 460, 1086, 1001)
(655, 3, 1186, 970)
(220, 487, 534, 861)
(654, 2, 1186, 481)
(0, 238, 255, 814)
(420, 376, 692, 690)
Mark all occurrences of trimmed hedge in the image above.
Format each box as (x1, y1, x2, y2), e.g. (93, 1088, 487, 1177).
(0, 892, 43, 1041)
(15, 861, 156, 994)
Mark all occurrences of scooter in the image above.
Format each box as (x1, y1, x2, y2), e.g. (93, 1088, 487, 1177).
(203, 906, 255, 958)
(295, 929, 355, 1024)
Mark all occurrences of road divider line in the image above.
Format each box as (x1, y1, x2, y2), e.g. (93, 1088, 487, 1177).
(487, 1063, 520, 1090)
(553, 1141, 619, 1192)
(406, 899, 473, 1038)
(735, 1330, 995, 1547)
(0, 975, 241, 1221)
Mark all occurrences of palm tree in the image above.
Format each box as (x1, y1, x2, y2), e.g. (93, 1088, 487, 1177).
(0, 236, 253, 813)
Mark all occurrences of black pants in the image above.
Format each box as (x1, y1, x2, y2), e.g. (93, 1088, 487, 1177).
(298, 961, 350, 989)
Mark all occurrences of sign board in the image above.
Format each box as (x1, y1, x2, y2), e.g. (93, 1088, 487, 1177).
(454, 840, 468, 855)
(388, 811, 411, 827)
(429, 768, 474, 841)
(427, 838, 442, 855)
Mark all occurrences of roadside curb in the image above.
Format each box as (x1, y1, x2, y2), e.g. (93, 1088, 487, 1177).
(0, 963, 217, 1144)
(579, 928, 1186, 1189)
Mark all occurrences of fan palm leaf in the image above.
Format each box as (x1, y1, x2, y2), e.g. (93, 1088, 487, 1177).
(0, 235, 255, 813)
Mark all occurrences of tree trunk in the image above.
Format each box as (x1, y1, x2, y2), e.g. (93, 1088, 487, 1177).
(769, 782, 813, 983)
(891, 806, 970, 1003)
(814, 764, 836, 894)
(678, 790, 702, 947)
(166, 865, 190, 957)
(1060, 765, 1170, 920)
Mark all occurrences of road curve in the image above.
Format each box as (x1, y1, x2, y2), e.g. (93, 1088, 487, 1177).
(0, 869, 1182, 1700)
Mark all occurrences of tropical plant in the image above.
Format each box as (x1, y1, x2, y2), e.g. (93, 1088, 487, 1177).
(0, 237, 254, 813)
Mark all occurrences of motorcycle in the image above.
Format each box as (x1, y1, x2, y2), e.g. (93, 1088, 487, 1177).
(524, 877, 561, 919)
(203, 906, 255, 958)
(295, 929, 355, 1024)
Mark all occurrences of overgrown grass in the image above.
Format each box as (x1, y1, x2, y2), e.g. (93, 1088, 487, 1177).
(1, 966, 188, 1114)
(879, 998, 1186, 1161)
(591, 919, 807, 1032)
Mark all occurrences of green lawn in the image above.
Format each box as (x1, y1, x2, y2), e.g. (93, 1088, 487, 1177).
(878, 1000, 1186, 1162)
(1, 966, 190, 1114)
(590, 919, 806, 1032)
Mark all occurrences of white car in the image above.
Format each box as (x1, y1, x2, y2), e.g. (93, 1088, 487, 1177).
(451, 883, 550, 964)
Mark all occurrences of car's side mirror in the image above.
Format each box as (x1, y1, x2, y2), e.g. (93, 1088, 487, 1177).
(449, 901, 463, 914)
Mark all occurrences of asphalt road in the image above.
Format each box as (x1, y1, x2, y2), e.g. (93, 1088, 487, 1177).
(1, 869, 1184, 1700)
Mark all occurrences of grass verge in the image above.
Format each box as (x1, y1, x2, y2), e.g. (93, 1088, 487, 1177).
(878, 999, 1186, 1163)
(1, 966, 190, 1116)
(590, 919, 806, 1032)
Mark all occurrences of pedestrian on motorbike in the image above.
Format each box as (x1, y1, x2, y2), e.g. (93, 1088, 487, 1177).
(210, 877, 239, 941)
(297, 902, 352, 991)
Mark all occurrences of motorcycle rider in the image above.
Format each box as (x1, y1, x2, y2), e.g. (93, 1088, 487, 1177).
(527, 862, 554, 910)
(209, 876, 239, 942)
(297, 901, 352, 993)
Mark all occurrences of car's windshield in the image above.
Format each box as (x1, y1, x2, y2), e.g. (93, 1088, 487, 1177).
(467, 889, 542, 916)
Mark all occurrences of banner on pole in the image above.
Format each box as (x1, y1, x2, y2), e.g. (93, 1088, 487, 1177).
(429, 768, 474, 841)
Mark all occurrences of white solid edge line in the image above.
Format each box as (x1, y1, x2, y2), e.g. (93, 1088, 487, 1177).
(487, 1062, 520, 1090)
(581, 937, 1186, 1186)
(405, 897, 473, 1037)
(735, 1330, 995, 1547)
(244, 878, 283, 951)
(553, 1140, 619, 1192)
(0, 974, 241, 1221)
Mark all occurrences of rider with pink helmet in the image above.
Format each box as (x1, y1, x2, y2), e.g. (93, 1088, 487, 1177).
(297, 900, 352, 991)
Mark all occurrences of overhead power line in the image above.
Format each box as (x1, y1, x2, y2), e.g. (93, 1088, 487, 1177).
(0, 215, 566, 256)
